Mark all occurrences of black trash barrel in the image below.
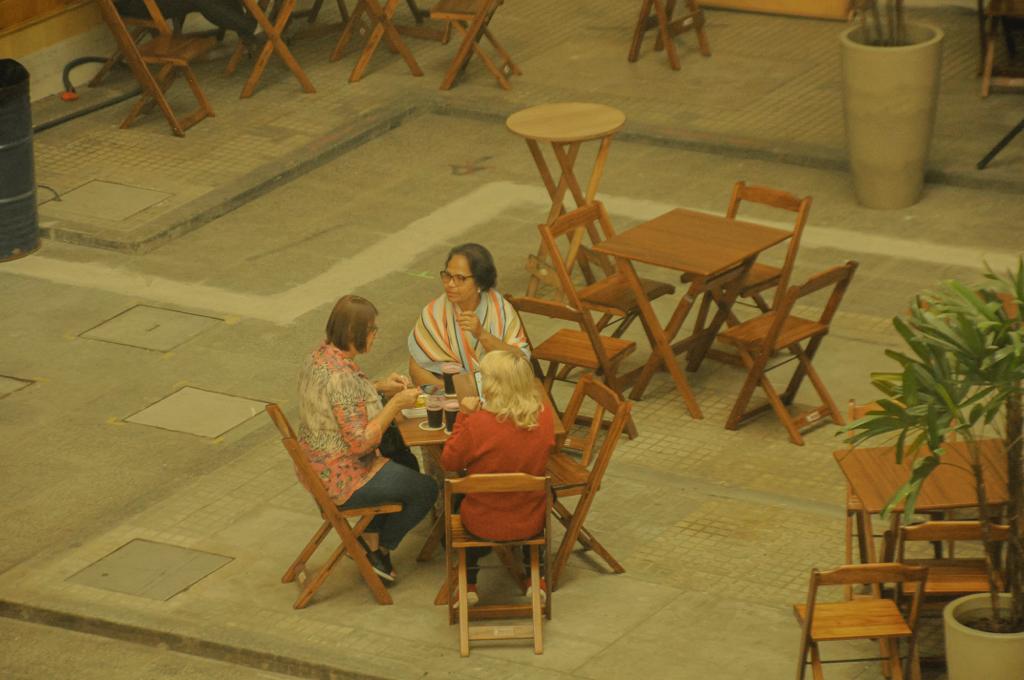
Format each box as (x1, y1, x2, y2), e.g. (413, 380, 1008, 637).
(0, 59, 40, 262)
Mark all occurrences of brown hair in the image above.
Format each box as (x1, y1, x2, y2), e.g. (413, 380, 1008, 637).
(325, 295, 378, 352)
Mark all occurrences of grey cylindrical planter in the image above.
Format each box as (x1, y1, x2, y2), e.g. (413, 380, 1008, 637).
(944, 593, 1024, 680)
(840, 23, 944, 209)
(0, 59, 40, 262)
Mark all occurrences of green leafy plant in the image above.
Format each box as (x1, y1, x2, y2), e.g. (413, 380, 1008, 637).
(853, 0, 908, 46)
(843, 261, 1024, 633)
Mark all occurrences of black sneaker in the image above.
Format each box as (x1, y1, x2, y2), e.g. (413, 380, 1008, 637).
(357, 537, 395, 583)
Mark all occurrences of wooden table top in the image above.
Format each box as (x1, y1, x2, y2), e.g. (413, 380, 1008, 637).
(834, 439, 1009, 514)
(506, 103, 626, 143)
(592, 208, 790, 277)
(397, 377, 564, 447)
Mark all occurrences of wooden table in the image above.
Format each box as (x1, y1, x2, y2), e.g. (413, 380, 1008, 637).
(834, 439, 1009, 516)
(225, 0, 316, 98)
(398, 377, 565, 562)
(592, 208, 790, 418)
(329, 0, 424, 82)
(506, 103, 626, 295)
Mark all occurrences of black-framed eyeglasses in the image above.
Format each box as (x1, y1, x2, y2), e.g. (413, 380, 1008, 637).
(440, 270, 473, 285)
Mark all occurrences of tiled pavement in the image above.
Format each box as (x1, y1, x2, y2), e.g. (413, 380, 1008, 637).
(2, 1, 1022, 678)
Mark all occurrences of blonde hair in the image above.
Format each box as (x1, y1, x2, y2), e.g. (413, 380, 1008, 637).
(479, 350, 542, 429)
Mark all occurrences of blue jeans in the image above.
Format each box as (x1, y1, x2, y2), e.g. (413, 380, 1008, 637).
(340, 460, 437, 551)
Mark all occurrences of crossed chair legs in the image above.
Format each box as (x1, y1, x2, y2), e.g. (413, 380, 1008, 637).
(124, 60, 214, 136)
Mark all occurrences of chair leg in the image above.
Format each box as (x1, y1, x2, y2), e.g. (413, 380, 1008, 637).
(530, 545, 543, 654)
(983, 21, 997, 97)
(282, 519, 331, 583)
(809, 642, 824, 680)
(293, 542, 347, 608)
(551, 495, 623, 590)
(458, 548, 470, 656)
(482, 26, 521, 75)
(628, 0, 653, 62)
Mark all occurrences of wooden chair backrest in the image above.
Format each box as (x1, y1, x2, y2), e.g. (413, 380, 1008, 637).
(726, 181, 812, 309)
(559, 374, 631, 472)
(506, 294, 584, 325)
(265, 404, 339, 519)
(266, 403, 297, 439)
(443, 473, 552, 538)
(537, 202, 613, 289)
(447, 472, 549, 495)
(900, 520, 1010, 545)
(847, 400, 882, 423)
(761, 260, 859, 352)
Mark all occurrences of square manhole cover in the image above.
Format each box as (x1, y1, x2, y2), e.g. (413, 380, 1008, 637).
(125, 386, 266, 438)
(67, 539, 232, 601)
(0, 375, 33, 398)
(81, 305, 221, 352)
(48, 180, 171, 221)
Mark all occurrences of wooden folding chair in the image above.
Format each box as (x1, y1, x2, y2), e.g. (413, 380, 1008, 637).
(982, 0, 1024, 96)
(794, 563, 928, 680)
(717, 261, 858, 445)
(548, 375, 630, 590)
(535, 201, 675, 339)
(896, 520, 1009, 607)
(430, 0, 520, 90)
(265, 404, 402, 607)
(442, 473, 551, 656)
(628, 0, 710, 71)
(690, 183, 813, 337)
(96, 0, 216, 136)
(505, 294, 638, 438)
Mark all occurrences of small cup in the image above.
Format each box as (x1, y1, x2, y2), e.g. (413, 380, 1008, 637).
(443, 399, 460, 433)
(426, 395, 445, 430)
(441, 363, 462, 396)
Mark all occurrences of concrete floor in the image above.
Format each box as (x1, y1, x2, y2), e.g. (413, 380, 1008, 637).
(2, 1, 1023, 678)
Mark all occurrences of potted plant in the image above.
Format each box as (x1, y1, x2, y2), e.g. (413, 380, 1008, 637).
(843, 261, 1024, 678)
(840, 0, 944, 209)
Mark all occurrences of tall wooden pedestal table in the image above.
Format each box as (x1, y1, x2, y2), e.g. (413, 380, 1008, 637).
(506, 103, 626, 296)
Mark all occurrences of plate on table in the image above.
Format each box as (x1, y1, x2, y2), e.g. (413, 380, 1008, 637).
(418, 421, 444, 431)
(402, 407, 427, 419)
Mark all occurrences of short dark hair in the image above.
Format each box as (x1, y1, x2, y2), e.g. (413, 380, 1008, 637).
(446, 243, 497, 291)
(325, 295, 378, 352)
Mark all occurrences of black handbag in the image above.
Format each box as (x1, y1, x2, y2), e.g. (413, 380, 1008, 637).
(379, 419, 420, 472)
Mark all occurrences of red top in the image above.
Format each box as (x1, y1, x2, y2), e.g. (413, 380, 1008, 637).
(441, 406, 554, 541)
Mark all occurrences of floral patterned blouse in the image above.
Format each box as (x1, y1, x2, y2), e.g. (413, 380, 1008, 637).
(296, 342, 386, 505)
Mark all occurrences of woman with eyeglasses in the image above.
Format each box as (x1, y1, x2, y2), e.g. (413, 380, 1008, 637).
(297, 295, 438, 583)
(407, 243, 530, 389)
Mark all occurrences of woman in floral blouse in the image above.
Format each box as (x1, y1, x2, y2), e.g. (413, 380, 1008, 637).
(297, 294, 438, 582)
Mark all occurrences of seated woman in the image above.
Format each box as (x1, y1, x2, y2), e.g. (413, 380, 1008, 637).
(297, 294, 437, 582)
(408, 243, 530, 389)
(440, 350, 554, 605)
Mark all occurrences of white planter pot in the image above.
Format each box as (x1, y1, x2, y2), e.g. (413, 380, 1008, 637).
(943, 593, 1024, 680)
(840, 23, 944, 209)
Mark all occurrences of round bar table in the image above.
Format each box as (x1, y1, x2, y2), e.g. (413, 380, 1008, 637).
(506, 102, 626, 295)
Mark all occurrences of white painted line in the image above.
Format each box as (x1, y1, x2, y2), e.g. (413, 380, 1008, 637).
(2, 181, 1015, 325)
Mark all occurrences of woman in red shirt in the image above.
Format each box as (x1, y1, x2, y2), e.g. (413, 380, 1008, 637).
(441, 349, 554, 605)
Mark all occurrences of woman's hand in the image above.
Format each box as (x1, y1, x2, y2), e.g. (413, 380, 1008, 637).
(459, 396, 481, 414)
(456, 311, 484, 340)
(391, 387, 421, 410)
(376, 372, 412, 395)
